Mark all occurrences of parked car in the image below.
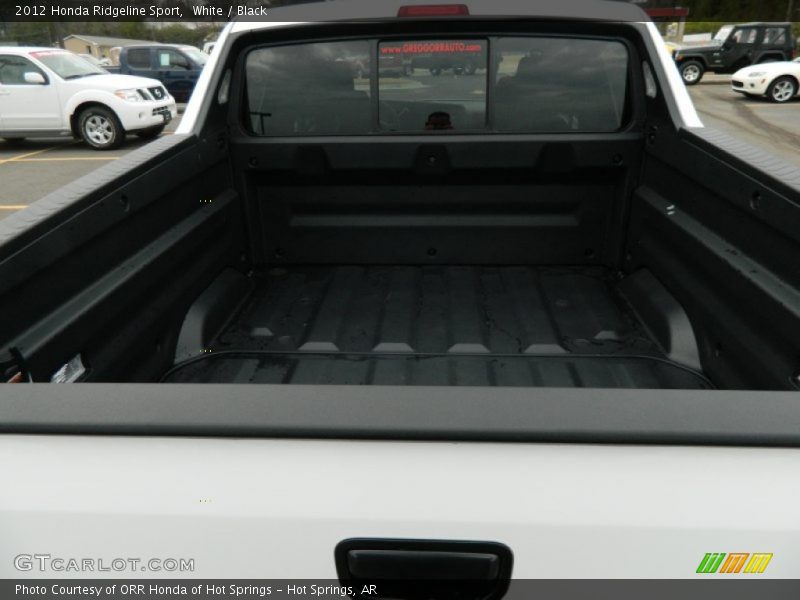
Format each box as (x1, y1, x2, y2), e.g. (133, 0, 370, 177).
(732, 57, 800, 102)
(0, 47, 176, 149)
(407, 43, 486, 75)
(77, 53, 112, 68)
(672, 22, 796, 85)
(2, 0, 800, 584)
(104, 44, 207, 102)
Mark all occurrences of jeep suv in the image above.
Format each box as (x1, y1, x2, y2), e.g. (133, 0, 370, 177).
(673, 22, 796, 85)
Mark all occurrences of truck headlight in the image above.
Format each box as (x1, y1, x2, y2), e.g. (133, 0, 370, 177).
(114, 88, 144, 102)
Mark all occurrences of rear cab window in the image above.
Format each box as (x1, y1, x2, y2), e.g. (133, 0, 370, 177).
(244, 35, 631, 136)
(126, 48, 151, 69)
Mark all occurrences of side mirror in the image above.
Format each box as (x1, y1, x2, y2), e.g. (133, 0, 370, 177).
(23, 71, 46, 84)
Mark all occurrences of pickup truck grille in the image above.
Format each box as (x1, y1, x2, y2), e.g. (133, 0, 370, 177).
(152, 106, 171, 117)
(148, 86, 167, 100)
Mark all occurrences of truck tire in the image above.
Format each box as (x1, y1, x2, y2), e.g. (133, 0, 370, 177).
(430, 67, 442, 76)
(679, 60, 704, 85)
(135, 125, 166, 140)
(79, 106, 124, 150)
(767, 76, 797, 103)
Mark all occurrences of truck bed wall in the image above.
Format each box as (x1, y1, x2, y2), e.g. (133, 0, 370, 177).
(1, 126, 799, 391)
(232, 135, 642, 267)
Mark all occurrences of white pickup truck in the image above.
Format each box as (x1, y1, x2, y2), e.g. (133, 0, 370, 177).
(1, 0, 800, 595)
(0, 47, 177, 150)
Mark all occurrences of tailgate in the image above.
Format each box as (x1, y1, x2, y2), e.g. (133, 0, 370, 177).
(2, 435, 799, 579)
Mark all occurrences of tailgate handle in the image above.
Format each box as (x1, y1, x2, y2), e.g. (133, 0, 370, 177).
(335, 539, 513, 600)
(349, 550, 499, 579)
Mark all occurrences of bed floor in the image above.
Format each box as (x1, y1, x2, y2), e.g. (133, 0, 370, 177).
(163, 265, 711, 389)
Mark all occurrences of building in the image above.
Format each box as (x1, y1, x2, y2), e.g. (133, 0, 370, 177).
(63, 34, 155, 62)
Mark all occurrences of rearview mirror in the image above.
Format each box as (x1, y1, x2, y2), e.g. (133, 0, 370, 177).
(23, 72, 46, 84)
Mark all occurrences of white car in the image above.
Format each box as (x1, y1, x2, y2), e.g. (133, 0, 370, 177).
(0, 47, 177, 150)
(732, 57, 800, 103)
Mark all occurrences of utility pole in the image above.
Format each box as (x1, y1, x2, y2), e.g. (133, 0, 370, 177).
(52, 21, 65, 48)
(788, 0, 796, 21)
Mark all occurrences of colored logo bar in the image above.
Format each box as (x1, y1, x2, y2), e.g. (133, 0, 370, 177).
(697, 553, 773, 574)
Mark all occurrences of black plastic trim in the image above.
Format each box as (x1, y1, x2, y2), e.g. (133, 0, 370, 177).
(1, 384, 799, 446)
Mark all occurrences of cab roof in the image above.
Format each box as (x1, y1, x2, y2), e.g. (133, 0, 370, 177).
(230, 0, 648, 33)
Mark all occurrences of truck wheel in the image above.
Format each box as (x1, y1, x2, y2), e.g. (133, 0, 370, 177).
(767, 76, 797, 103)
(79, 106, 124, 150)
(430, 67, 442, 76)
(135, 125, 166, 140)
(679, 61, 704, 85)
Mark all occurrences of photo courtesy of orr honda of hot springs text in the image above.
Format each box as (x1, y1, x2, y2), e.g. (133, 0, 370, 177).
(1, 0, 800, 589)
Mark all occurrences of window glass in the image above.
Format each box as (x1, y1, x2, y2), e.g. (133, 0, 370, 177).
(714, 25, 734, 42)
(0, 55, 46, 85)
(159, 50, 190, 69)
(179, 46, 208, 66)
(763, 28, 787, 45)
(493, 37, 628, 132)
(731, 28, 758, 45)
(127, 48, 151, 69)
(378, 40, 488, 132)
(246, 41, 371, 136)
(244, 37, 630, 136)
(30, 51, 104, 80)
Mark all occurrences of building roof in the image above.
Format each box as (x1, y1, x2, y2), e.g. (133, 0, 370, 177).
(63, 34, 155, 48)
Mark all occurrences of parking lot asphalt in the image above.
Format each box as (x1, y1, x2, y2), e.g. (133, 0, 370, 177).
(688, 77, 800, 168)
(1, 79, 799, 222)
(0, 113, 182, 221)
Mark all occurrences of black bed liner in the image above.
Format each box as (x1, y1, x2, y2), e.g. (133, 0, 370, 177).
(163, 266, 710, 389)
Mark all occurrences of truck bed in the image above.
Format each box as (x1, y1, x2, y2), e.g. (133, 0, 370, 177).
(163, 265, 710, 389)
